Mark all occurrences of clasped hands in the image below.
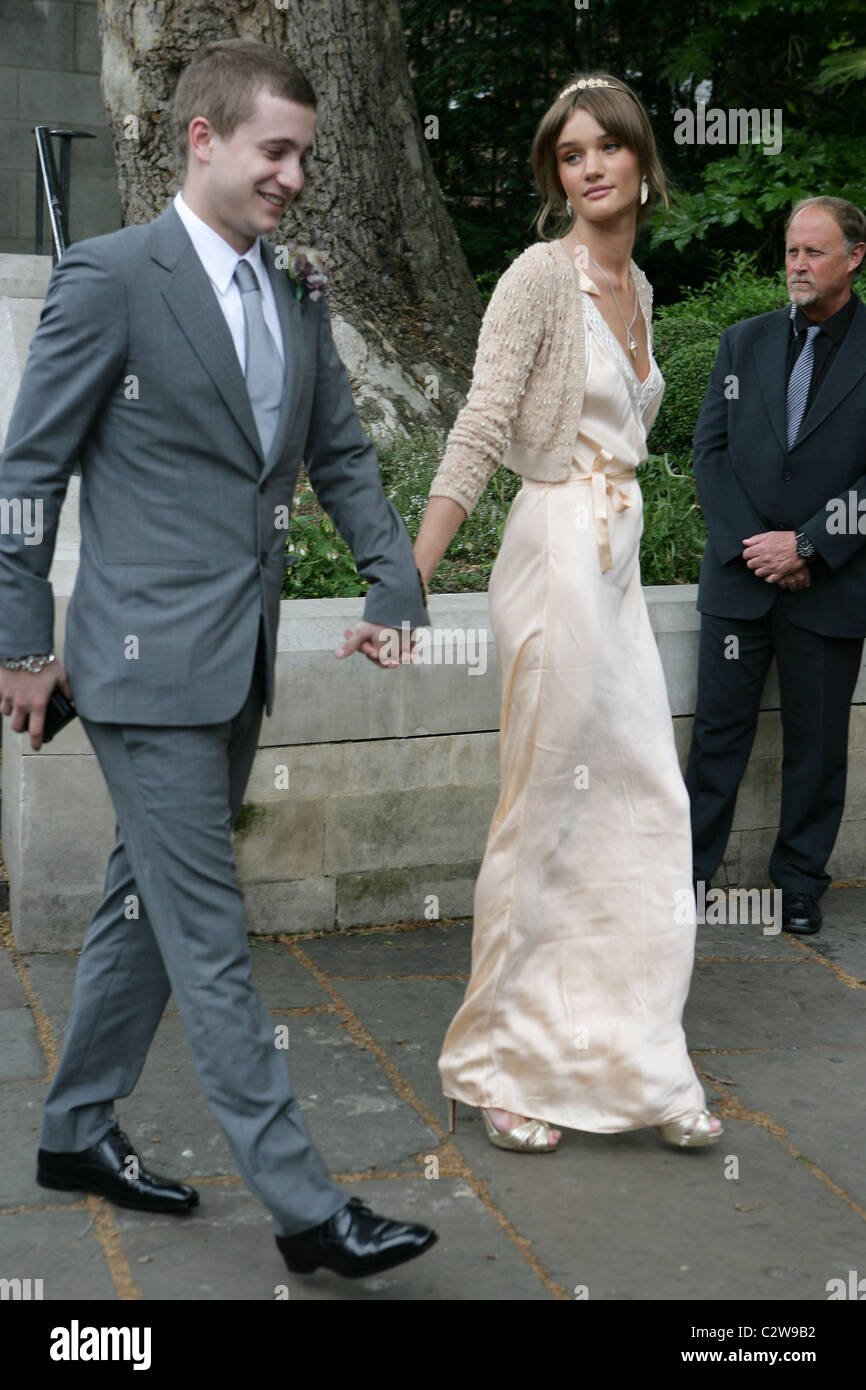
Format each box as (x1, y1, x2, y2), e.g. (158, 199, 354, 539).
(334, 620, 420, 667)
(741, 530, 811, 591)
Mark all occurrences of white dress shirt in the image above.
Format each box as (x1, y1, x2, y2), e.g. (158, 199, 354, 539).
(173, 190, 285, 371)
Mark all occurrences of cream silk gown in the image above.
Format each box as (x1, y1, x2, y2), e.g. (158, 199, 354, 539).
(438, 263, 707, 1131)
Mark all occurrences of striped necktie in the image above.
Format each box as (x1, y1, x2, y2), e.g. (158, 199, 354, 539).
(233, 258, 285, 459)
(786, 322, 821, 450)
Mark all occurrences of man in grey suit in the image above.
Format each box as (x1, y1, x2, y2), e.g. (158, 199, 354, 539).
(0, 39, 436, 1281)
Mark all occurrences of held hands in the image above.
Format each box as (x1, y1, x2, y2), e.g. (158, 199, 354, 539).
(334, 620, 419, 667)
(742, 531, 811, 590)
(0, 662, 73, 752)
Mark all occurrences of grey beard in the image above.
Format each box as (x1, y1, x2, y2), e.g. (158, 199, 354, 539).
(789, 285, 818, 305)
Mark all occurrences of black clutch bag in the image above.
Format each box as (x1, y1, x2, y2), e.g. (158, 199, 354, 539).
(40, 688, 78, 743)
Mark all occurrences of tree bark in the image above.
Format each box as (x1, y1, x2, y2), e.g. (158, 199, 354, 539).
(97, 0, 482, 435)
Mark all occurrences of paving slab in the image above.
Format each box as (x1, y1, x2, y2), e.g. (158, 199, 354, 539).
(684, 959, 866, 1050)
(115, 1017, 238, 1183)
(248, 938, 329, 1007)
(694, 921, 802, 960)
(0, 1007, 45, 1081)
(119, 1012, 438, 1181)
(282, 1014, 439, 1173)
(800, 887, 866, 981)
(300, 920, 473, 977)
(0, 1080, 78, 1208)
(17, 954, 79, 1042)
(112, 1178, 547, 1301)
(335, 976, 472, 1121)
(111, 1186, 277, 1301)
(696, 1046, 866, 1209)
(3, 892, 866, 1303)
(444, 1109, 866, 1300)
(0, 1211, 117, 1300)
(0, 949, 25, 1008)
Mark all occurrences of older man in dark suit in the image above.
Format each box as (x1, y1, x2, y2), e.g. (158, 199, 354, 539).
(686, 196, 866, 936)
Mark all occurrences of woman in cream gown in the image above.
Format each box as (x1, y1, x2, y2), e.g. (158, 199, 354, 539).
(438, 259, 709, 1143)
(414, 72, 722, 1154)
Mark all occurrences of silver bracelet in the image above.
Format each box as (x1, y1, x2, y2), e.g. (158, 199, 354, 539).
(0, 653, 56, 674)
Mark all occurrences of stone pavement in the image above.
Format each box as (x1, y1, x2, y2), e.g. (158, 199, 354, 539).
(0, 886, 864, 1303)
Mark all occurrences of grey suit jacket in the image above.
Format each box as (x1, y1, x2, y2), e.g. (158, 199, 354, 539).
(0, 202, 429, 722)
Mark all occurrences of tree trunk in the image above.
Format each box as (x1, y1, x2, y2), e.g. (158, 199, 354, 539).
(97, 0, 483, 436)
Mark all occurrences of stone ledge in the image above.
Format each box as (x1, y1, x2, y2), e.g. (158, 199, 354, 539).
(0, 252, 52, 299)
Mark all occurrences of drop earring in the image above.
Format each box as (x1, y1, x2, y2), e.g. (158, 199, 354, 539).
(566, 197, 574, 218)
(640, 176, 648, 206)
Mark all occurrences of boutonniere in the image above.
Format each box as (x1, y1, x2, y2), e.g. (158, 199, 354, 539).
(286, 248, 328, 303)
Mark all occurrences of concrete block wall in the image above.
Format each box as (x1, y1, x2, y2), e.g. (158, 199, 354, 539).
(4, 541, 865, 952)
(0, 0, 122, 255)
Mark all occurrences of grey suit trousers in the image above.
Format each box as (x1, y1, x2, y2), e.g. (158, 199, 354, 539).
(40, 623, 346, 1237)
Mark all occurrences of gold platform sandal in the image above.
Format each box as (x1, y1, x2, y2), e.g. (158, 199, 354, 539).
(447, 1099, 560, 1153)
(656, 1108, 724, 1148)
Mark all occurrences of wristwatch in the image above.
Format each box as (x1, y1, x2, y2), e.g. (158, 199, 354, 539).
(0, 653, 56, 674)
(794, 532, 816, 564)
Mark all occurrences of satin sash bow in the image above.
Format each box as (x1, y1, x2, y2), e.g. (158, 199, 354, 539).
(572, 446, 636, 572)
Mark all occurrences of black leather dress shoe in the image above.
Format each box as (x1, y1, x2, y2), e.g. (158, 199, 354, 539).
(781, 892, 822, 935)
(37, 1123, 199, 1213)
(276, 1195, 437, 1278)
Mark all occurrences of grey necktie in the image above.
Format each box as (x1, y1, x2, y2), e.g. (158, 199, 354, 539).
(786, 322, 821, 450)
(233, 258, 285, 458)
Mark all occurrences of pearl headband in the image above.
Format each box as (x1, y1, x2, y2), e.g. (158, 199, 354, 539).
(558, 78, 624, 99)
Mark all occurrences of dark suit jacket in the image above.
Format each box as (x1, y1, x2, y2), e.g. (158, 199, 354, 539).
(692, 293, 866, 637)
(0, 202, 429, 721)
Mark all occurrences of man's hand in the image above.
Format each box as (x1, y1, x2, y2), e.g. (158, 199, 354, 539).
(0, 662, 73, 751)
(776, 562, 811, 591)
(334, 620, 419, 668)
(742, 530, 803, 584)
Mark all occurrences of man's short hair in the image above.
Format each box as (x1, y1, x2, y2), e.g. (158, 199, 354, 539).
(785, 196, 866, 276)
(172, 39, 316, 172)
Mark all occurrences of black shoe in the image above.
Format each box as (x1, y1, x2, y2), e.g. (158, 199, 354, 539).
(781, 892, 822, 935)
(37, 1123, 199, 1213)
(276, 1195, 437, 1279)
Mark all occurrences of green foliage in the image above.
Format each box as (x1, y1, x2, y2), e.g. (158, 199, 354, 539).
(402, 0, 866, 297)
(650, 132, 866, 262)
(815, 38, 866, 90)
(281, 427, 523, 600)
(649, 341, 721, 456)
(638, 453, 707, 587)
(648, 251, 785, 460)
(282, 253, 791, 598)
(657, 251, 787, 328)
(651, 316, 717, 362)
(281, 490, 366, 600)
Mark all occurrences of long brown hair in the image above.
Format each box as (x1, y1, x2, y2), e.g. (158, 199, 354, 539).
(531, 73, 669, 240)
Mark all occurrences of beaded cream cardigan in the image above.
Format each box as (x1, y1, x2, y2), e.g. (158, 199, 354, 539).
(427, 237, 654, 519)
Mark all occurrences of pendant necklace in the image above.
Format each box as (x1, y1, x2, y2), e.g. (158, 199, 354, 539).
(583, 244, 640, 358)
